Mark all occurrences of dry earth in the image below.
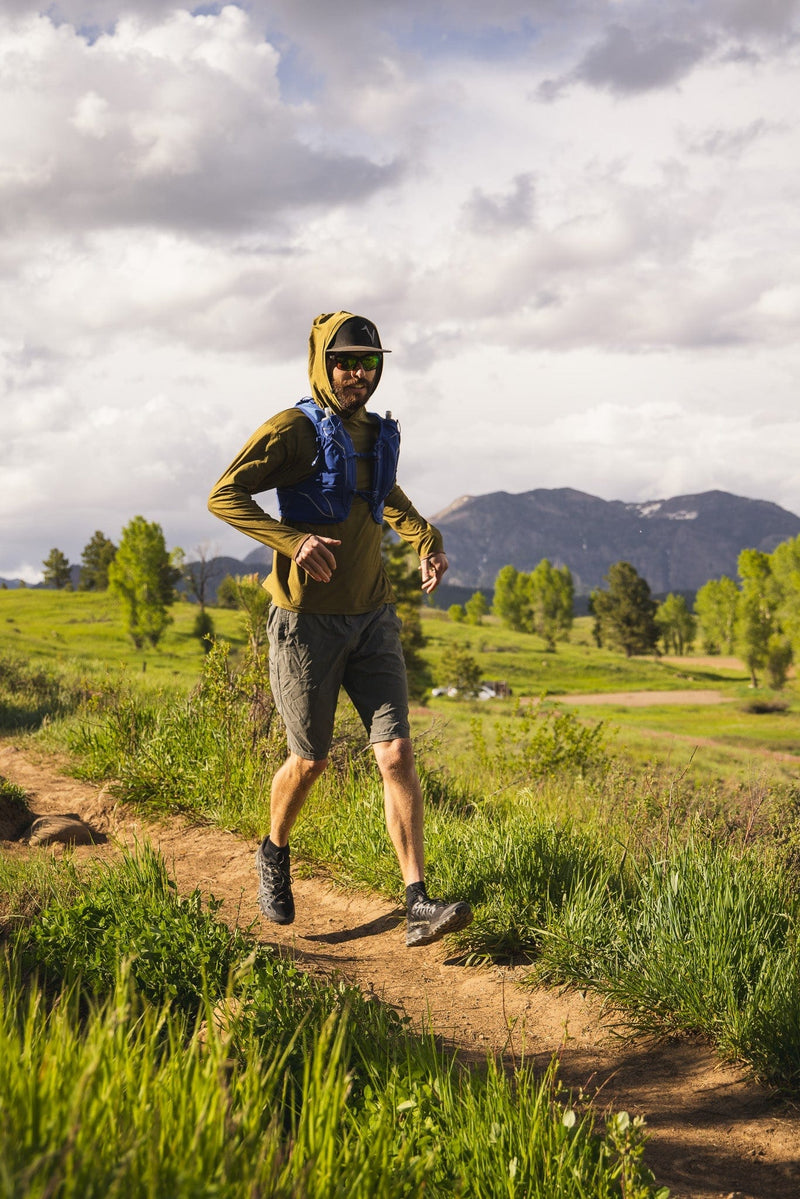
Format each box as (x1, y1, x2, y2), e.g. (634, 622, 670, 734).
(2, 740, 800, 1199)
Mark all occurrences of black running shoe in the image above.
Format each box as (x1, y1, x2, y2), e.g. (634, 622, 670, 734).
(255, 839, 295, 925)
(406, 895, 473, 947)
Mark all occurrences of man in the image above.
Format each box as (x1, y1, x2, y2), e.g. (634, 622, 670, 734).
(208, 311, 473, 947)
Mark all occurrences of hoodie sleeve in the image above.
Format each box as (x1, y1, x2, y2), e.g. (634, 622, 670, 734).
(207, 411, 318, 558)
(383, 485, 444, 559)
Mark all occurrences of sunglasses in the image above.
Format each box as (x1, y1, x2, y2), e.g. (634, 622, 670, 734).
(326, 353, 382, 372)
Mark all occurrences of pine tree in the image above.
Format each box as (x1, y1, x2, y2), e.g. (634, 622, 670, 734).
(42, 548, 72, 590)
(590, 561, 658, 658)
(78, 531, 117, 591)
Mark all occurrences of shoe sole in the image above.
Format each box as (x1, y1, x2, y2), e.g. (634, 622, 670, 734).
(254, 849, 295, 925)
(406, 902, 473, 948)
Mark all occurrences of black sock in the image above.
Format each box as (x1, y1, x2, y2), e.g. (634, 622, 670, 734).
(263, 837, 289, 861)
(406, 882, 427, 910)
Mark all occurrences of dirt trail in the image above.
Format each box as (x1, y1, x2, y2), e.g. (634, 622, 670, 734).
(2, 741, 800, 1199)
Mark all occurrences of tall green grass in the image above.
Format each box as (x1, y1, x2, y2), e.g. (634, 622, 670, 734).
(536, 839, 800, 1088)
(38, 638, 800, 1092)
(0, 849, 667, 1198)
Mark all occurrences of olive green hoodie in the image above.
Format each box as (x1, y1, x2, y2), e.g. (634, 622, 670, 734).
(208, 311, 443, 614)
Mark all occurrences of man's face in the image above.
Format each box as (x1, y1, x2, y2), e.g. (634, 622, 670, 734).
(327, 353, 380, 416)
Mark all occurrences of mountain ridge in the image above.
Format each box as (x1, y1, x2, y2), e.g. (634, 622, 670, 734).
(431, 487, 800, 594)
(4, 489, 797, 599)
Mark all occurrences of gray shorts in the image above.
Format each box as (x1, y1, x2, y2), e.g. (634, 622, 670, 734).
(267, 603, 410, 761)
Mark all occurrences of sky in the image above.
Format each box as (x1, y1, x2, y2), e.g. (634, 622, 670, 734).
(2, 0, 800, 581)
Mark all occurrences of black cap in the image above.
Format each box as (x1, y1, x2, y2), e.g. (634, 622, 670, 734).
(326, 316, 391, 355)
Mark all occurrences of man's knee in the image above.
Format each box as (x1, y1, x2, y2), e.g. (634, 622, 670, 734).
(373, 737, 415, 778)
(285, 753, 329, 785)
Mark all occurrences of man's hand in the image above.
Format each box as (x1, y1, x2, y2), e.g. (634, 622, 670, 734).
(420, 552, 449, 594)
(294, 535, 341, 583)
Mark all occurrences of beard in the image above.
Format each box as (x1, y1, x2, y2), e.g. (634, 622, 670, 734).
(330, 374, 376, 416)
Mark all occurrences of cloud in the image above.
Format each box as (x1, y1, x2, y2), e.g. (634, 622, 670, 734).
(463, 174, 536, 234)
(2, 2, 800, 578)
(0, 9, 402, 238)
(573, 23, 712, 93)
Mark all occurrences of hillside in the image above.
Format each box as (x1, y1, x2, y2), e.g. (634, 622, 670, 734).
(432, 488, 800, 595)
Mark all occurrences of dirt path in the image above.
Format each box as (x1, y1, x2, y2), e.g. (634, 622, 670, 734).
(2, 741, 800, 1199)
(551, 690, 735, 707)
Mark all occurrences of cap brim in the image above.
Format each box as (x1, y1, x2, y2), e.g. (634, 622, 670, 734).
(327, 346, 391, 354)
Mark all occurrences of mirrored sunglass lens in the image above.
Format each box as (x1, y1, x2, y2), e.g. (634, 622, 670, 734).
(332, 354, 380, 371)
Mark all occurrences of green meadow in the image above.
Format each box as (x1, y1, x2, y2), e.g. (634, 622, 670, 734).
(3, 586, 800, 1122)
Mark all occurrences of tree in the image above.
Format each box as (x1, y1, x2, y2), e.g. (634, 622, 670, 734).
(42, 548, 72, 590)
(230, 573, 271, 656)
(694, 576, 739, 655)
(655, 593, 696, 655)
(448, 603, 466, 623)
(183, 543, 217, 611)
(215, 574, 239, 609)
(78, 531, 117, 591)
(464, 591, 489, 626)
(736, 549, 779, 687)
(193, 607, 215, 652)
(492, 565, 527, 631)
(527, 559, 574, 651)
(770, 534, 800, 664)
(443, 646, 482, 697)
(108, 516, 179, 649)
(590, 561, 658, 658)
(766, 634, 793, 690)
(381, 527, 431, 700)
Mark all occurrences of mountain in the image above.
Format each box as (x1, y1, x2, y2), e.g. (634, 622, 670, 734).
(432, 489, 800, 596)
(7, 489, 798, 601)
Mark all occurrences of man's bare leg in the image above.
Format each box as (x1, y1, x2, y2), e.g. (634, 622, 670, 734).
(269, 752, 328, 846)
(256, 753, 327, 926)
(373, 736, 473, 947)
(372, 737, 425, 885)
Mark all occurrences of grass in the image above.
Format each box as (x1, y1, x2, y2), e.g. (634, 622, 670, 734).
(4, 589, 800, 1096)
(0, 848, 668, 1198)
(0, 588, 248, 687)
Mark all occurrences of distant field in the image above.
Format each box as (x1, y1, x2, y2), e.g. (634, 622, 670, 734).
(0, 589, 248, 687)
(2, 589, 798, 785)
(416, 609, 799, 786)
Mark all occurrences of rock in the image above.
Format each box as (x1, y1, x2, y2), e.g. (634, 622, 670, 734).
(27, 815, 98, 847)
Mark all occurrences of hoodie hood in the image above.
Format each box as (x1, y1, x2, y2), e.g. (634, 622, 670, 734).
(308, 311, 385, 417)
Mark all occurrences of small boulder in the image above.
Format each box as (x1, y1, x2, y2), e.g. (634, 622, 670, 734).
(27, 815, 98, 847)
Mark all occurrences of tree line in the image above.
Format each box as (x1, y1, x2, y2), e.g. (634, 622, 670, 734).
(449, 532, 800, 690)
(37, 524, 800, 690)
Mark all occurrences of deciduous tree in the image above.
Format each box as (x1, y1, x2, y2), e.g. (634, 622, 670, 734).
(108, 516, 179, 649)
(528, 559, 574, 651)
(655, 593, 696, 655)
(736, 549, 780, 687)
(694, 576, 739, 655)
(464, 591, 489, 626)
(492, 565, 527, 631)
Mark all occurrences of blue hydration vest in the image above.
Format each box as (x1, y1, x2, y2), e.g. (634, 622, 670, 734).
(277, 398, 401, 525)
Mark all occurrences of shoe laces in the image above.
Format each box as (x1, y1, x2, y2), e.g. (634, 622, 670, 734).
(260, 854, 293, 898)
(409, 896, 445, 921)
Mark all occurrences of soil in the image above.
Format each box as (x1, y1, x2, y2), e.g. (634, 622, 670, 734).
(552, 690, 735, 707)
(2, 740, 800, 1199)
